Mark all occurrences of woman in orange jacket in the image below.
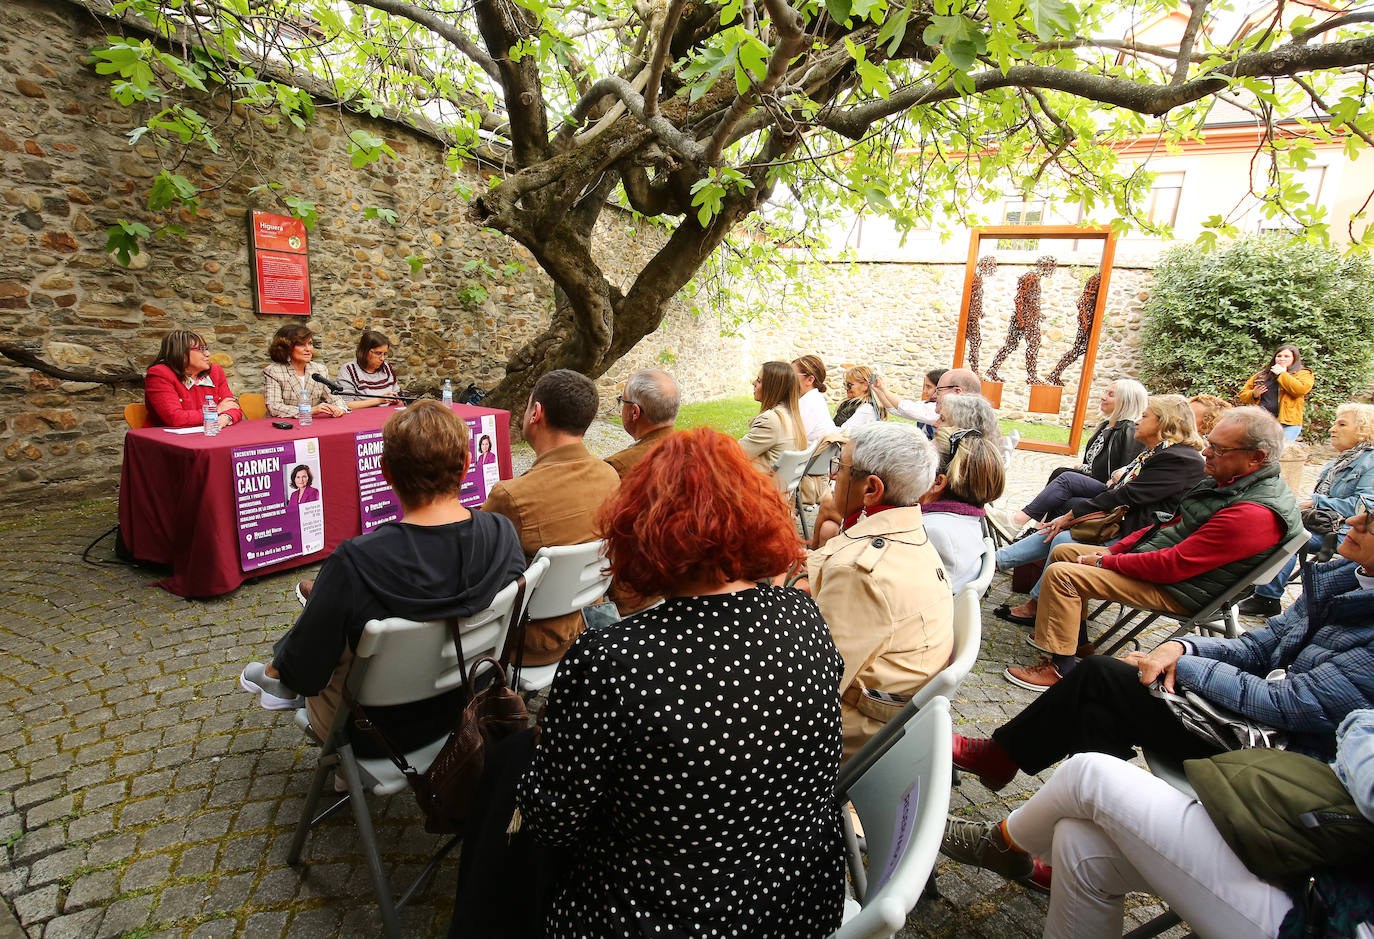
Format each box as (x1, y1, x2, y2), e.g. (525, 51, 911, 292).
(1238, 343, 1314, 441)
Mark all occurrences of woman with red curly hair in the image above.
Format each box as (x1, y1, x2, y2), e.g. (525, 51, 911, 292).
(516, 427, 846, 938)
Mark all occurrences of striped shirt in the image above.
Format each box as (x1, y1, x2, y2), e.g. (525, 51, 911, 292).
(338, 361, 400, 399)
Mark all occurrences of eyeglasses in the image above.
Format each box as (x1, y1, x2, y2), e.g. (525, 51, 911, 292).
(830, 458, 870, 479)
(934, 384, 961, 393)
(189, 345, 208, 353)
(844, 381, 866, 390)
(1204, 437, 1255, 456)
(616, 394, 637, 408)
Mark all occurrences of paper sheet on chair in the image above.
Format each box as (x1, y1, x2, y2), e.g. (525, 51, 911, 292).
(871, 778, 920, 894)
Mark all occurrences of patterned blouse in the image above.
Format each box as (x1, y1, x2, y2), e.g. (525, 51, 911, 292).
(262, 361, 345, 418)
(518, 584, 846, 938)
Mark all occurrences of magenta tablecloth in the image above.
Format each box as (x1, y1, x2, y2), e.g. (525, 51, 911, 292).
(117, 403, 512, 598)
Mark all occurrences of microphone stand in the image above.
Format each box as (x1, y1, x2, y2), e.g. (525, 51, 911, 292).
(311, 374, 425, 405)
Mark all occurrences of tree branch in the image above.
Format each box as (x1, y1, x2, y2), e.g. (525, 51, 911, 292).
(701, 0, 809, 164)
(643, 0, 688, 118)
(820, 34, 1374, 138)
(343, 0, 501, 86)
(1173, 0, 1210, 86)
(1294, 12, 1374, 44)
(1294, 75, 1374, 147)
(473, 0, 552, 166)
(555, 75, 705, 163)
(0, 342, 143, 386)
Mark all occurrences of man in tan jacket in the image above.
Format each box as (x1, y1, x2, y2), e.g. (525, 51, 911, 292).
(605, 368, 679, 478)
(806, 421, 954, 759)
(482, 369, 620, 665)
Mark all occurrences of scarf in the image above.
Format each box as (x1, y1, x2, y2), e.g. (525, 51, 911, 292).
(841, 504, 897, 531)
(921, 500, 986, 517)
(1316, 444, 1372, 497)
(1111, 439, 1175, 490)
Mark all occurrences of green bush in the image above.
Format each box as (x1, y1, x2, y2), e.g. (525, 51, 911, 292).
(1139, 235, 1374, 440)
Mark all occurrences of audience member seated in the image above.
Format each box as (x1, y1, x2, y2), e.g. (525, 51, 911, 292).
(804, 422, 954, 759)
(1001, 378, 1148, 533)
(923, 428, 1005, 592)
(604, 368, 679, 478)
(953, 502, 1374, 813)
(514, 428, 846, 936)
(940, 709, 1374, 937)
(237, 401, 525, 754)
(740, 360, 808, 475)
(1240, 402, 1374, 617)
(262, 324, 348, 419)
(833, 366, 888, 430)
(336, 329, 401, 408)
(481, 369, 620, 665)
(143, 328, 243, 429)
(874, 366, 983, 425)
(996, 407, 1300, 690)
(992, 395, 1206, 642)
(792, 354, 837, 443)
(1189, 393, 1232, 436)
(938, 392, 1001, 441)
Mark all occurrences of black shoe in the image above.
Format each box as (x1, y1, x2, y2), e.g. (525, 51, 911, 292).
(994, 604, 1036, 627)
(1238, 595, 1282, 617)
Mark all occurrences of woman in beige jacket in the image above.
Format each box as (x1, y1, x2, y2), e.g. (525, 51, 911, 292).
(739, 360, 807, 475)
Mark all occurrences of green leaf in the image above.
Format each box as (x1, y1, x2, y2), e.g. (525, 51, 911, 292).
(1024, 0, 1073, 39)
(146, 170, 199, 211)
(105, 219, 151, 266)
(825, 0, 853, 24)
(364, 206, 399, 224)
(875, 0, 913, 56)
(282, 196, 318, 229)
(405, 255, 425, 273)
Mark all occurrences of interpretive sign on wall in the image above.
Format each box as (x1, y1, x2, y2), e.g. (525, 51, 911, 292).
(233, 438, 325, 572)
(248, 210, 312, 317)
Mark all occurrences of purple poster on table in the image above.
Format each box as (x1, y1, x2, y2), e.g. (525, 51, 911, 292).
(233, 438, 324, 572)
(355, 429, 401, 533)
(461, 413, 500, 507)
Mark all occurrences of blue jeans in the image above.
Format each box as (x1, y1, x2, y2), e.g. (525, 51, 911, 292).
(1282, 424, 1301, 441)
(997, 529, 1120, 599)
(1022, 470, 1107, 523)
(1253, 531, 1321, 599)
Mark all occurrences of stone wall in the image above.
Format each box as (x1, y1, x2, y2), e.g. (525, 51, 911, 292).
(0, 0, 748, 501)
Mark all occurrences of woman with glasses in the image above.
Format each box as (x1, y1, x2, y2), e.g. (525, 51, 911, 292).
(803, 421, 953, 759)
(1241, 402, 1374, 617)
(336, 329, 401, 408)
(262, 324, 349, 419)
(992, 396, 1206, 649)
(832, 365, 888, 430)
(921, 428, 1006, 592)
(143, 328, 243, 429)
(740, 360, 807, 475)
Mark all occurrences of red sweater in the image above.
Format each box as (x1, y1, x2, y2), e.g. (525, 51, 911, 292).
(1100, 502, 1283, 583)
(144, 363, 243, 428)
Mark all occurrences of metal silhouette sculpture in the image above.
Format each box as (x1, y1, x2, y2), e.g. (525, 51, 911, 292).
(986, 255, 1056, 385)
(1047, 272, 1102, 387)
(966, 255, 997, 373)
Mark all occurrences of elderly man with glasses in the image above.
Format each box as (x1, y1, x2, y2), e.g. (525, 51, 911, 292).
(605, 369, 680, 479)
(872, 367, 984, 425)
(798, 421, 954, 760)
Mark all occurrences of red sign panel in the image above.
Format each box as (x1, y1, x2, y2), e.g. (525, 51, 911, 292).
(249, 210, 312, 317)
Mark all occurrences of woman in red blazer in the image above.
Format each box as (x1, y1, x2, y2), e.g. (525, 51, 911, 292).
(144, 329, 243, 429)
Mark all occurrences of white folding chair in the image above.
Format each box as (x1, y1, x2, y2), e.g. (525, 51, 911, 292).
(514, 541, 612, 694)
(830, 697, 954, 939)
(968, 537, 996, 598)
(837, 588, 980, 793)
(285, 559, 548, 938)
(797, 440, 843, 541)
(773, 443, 815, 498)
(1089, 529, 1310, 656)
(999, 428, 1020, 470)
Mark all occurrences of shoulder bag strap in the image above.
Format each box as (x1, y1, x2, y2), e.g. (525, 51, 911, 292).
(341, 685, 421, 780)
(495, 573, 529, 688)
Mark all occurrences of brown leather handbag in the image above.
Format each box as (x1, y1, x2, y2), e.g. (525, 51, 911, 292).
(1069, 505, 1130, 543)
(348, 575, 531, 834)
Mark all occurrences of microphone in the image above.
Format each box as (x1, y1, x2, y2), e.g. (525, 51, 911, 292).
(1315, 531, 1342, 564)
(311, 373, 344, 394)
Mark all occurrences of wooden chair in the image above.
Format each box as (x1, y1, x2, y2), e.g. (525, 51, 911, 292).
(123, 403, 148, 429)
(239, 393, 267, 420)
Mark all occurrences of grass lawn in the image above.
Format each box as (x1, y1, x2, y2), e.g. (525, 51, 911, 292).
(1000, 418, 1071, 445)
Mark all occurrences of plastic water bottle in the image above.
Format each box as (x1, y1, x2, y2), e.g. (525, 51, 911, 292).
(442, 379, 453, 407)
(298, 384, 312, 426)
(202, 397, 218, 437)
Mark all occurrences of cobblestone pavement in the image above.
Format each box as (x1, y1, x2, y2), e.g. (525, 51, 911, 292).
(0, 424, 1320, 938)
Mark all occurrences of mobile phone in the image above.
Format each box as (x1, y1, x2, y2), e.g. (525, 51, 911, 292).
(272, 421, 293, 430)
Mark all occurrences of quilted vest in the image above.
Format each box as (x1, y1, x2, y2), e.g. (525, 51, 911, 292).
(1131, 463, 1303, 612)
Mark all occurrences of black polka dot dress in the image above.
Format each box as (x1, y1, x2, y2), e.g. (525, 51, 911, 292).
(517, 584, 846, 938)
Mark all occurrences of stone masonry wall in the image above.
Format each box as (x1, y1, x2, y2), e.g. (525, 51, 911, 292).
(0, 0, 1155, 505)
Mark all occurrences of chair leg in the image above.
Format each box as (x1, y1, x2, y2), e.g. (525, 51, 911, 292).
(840, 804, 868, 903)
(396, 834, 462, 910)
(339, 745, 402, 939)
(288, 750, 338, 865)
(1223, 605, 1241, 639)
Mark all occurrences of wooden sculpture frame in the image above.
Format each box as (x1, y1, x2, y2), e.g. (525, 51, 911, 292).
(952, 225, 1117, 456)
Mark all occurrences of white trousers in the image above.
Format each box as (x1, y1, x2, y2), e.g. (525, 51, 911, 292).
(1004, 752, 1293, 939)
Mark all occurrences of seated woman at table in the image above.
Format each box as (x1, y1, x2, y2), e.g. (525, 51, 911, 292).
(336, 329, 401, 408)
(287, 464, 319, 505)
(511, 427, 845, 936)
(237, 400, 526, 757)
(143, 328, 242, 429)
(262, 324, 349, 419)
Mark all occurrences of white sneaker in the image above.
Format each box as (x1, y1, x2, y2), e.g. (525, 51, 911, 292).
(239, 662, 304, 710)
